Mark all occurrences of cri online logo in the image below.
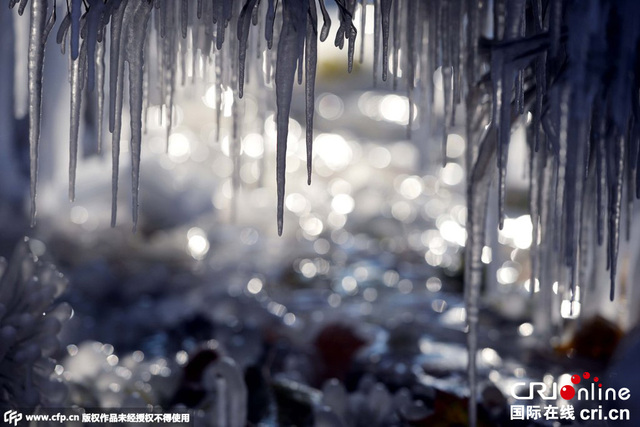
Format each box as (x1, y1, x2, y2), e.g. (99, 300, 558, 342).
(512, 371, 631, 401)
(560, 372, 600, 400)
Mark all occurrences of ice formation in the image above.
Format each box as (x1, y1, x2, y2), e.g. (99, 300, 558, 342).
(7, 0, 640, 424)
(0, 238, 71, 406)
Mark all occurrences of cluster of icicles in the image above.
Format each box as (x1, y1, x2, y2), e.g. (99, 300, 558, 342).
(11, 0, 640, 425)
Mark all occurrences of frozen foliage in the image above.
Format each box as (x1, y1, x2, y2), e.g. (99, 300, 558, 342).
(7, 1, 640, 425)
(61, 342, 248, 427)
(315, 376, 442, 426)
(0, 238, 71, 407)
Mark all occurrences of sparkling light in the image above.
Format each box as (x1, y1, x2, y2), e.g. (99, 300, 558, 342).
(317, 93, 344, 120)
(314, 133, 353, 171)
(187, 227, 210, 260)
(247, 278, 263, 294)
(399, 175, 423, 199)
(518, 323, 534, 337)
(168, 133, 191, 162)
(242, 133, 264, 158)
(331, 194, 355, 214)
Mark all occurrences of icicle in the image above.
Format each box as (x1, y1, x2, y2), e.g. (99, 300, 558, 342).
(380, 0, 391, 82)
(562, 113, 588, 292)
(159, 0, 168, 39)
(533, 52, 546, 152)
(70, 0, 82, 60)
(180, 30, 188, 86)
(181, 0, 189, 39)
(255, 0, 263, 60)
(550, 0, 562, 59)
(55, 12, 70, 46)
(42, 3, 56, 43)
(608, 136, 625, 300)
(465, 126, 496, 427)
(238, 0, 259, 98)
(28, 0, 49, 226)
(214, 0, 229, 51)
(534, 141, 559, 342)
(346, 10, 357, 73)
(372, 0, 379, 84)
(441, 65, 452, 149)
(84, 0, 105, 92)
(391, 0, 399, 90)
(231, 95, 240, 223)
(275, 0, 304, 235)
(493, 0, 526, 229)
(215, 55, 223, 144)
(109, 2, 126, 134)
(69, 40, 87, 202)
(155, 8, 165, 128)
(306, 0, 318, 185)
(192, 14, 200, 84)
(495, 61, 515, 229)
(265, 0, 276, 49)
(449, 0, 461, 115)
(297, 25, 305, 86)
(110, 1, 130, 227)
(333, 0, 357, 72)
(512, 1, 526, 115)
(162, 6, 178, 148)
(252, 0, 260, 26)
(404, 0, 417, 139)
(17, 0, 29, 16)
(358, 0, 365, 64)
(124, 1, 153, 232)
(96, 40, 105, 153)
(318, 0, 331, 42)
(143, 31, 151, 133)
(528, 136, 545, 292)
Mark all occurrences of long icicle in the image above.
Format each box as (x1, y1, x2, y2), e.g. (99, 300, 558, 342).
(465, 126, 496, 427)
(110, 1, 128, 227)
(70, 0, 82, 60)
(109, 1, 126, 134)
(380, 0, 391, 81)
(306, 0, 318, 185)
(28, 0, 49, 226)
(96, 39, 105, 153)
(238, 0, 259, 98)
(69, 37, 87, 202)
(125, 1, 153, 232)
(275, 0, 303, 235)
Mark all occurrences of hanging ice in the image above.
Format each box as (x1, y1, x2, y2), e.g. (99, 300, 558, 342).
(274, 0, 304, 235)
(26, 0, 48, 225)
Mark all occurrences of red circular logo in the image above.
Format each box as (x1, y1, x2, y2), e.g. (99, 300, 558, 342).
(560, 385, 575, 400)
